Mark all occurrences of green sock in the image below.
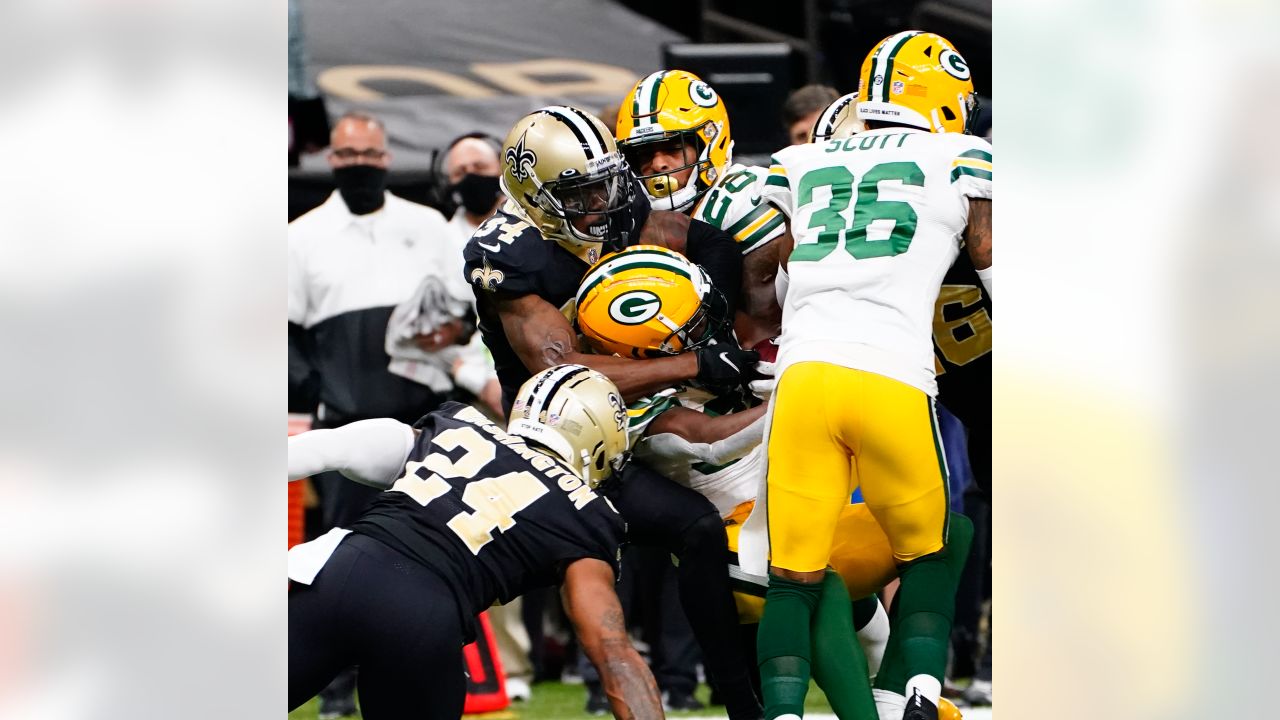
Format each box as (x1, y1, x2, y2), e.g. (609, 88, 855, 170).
(810, 570, 878, 719)
(874, 512, 974, 694)
(758, 573, 822, 719)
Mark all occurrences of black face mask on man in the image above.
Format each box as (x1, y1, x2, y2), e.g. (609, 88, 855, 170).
(333, 165, 388, 215)
(450, 173, 502, 216)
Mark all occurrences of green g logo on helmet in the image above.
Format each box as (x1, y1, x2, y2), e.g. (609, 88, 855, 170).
(940, 49, 971, 80)
(689, 81, 718, 108)
(608, 290, 662, 325)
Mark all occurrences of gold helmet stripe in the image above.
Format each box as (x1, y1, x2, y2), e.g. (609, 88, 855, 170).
(869, 30, 920, 103)
(541, 105, 609, 159)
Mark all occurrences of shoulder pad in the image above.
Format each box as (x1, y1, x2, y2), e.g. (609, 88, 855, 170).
(693, 165, 784, 254)
(463, 211, 549, 295)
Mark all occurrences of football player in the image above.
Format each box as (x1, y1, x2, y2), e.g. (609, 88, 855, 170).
(288, 365, 663, 720)
(576, 247, 973, 720)
(615, 70, 795, 350)
(809, 89, 993, 712)
(748, 31, 991, 720)
(461, 106, 764, 719)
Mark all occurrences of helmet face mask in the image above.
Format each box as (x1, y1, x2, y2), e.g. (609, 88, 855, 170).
(616, 70, 733, 213)
(501, 106, 641, 254)
(538, 165, 637, 249)
(576, 246, 731, 359)
(620, 129, 709, 211)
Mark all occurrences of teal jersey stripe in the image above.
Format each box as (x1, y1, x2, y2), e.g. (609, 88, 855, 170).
(764, 174, 790, 188)
(950, 166, 992, 183)
(958, 148, 992, 162)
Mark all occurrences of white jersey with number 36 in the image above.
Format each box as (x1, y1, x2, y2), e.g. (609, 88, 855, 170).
(759, 127, 992, 396)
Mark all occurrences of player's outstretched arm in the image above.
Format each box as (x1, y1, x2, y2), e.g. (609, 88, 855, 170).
(494, 291, 699, 401)
(647, 404, 765, 446)
(287, 418, 415, 487)
(965, 198, 992, 297)
(562, 558, 665, 720)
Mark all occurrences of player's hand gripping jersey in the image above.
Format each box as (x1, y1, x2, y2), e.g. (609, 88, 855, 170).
(761, 128, 992, 396)
(349, 402, 625, 627)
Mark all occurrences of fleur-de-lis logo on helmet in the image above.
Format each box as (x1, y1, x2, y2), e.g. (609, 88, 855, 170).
(470, 258, 506, 292)
(504, 130, 538, 183)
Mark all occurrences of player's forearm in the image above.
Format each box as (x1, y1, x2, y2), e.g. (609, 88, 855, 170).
(594, 641, 665, 720)
(564, 351, 697, 402)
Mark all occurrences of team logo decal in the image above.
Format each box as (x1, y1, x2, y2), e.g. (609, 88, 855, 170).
(608, 290, 661, 325)
(940, 49, 971, 80)
(689, 81, 718, 108)
(606, 392, 626, 431)
(505, 130, 538, 183)
(470, 258, 506, 292)
(891, 80, 905, 95)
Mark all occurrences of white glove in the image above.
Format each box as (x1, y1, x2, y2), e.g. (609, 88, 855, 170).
(750, 361, 777, 401)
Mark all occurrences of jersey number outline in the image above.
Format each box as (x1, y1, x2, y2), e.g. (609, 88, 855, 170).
(475, 215, 530, 252)
(390, 425, 550, 555)
(699, 168, 759, 226)
(791, 161, 924, 262)
(932, 285, 992, 369)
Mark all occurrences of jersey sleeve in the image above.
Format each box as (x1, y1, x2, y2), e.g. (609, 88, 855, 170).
(693, 166, 787, 255)
(625, 390, 681, 447)
(756, 153, 796, 219)
(949, 137, 993, 200)
(462, 213, 547, 298)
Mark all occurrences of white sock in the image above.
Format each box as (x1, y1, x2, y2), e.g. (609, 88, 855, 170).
(773, 715, 803, 720)
(873, 688, 905, 720)
(855, 598, 890, 680)
(905, 674, 942, 705)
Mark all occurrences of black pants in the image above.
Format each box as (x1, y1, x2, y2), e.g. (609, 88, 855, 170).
(289, 533, 467, 719)
(601, 462, 757, 715)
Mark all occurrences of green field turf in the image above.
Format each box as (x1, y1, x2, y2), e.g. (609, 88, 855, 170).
(289, 680, 834, 719)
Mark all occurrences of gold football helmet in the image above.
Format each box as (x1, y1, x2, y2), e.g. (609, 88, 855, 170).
(575, 245, 729, 359)
(500, 106, 639, 255)
(508, 364, 630, 488)
(809, 91, 865, 143)
(856, 31, 979, 134)
(615, 70, 733, 213)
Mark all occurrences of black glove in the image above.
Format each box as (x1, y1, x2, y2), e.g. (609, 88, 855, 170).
(694, 341, 761, 391)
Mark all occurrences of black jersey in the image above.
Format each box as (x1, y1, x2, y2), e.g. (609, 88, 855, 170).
(932, 253, 992, 433)
(349, 402, 625, 623)
(463, 192, 743, 411)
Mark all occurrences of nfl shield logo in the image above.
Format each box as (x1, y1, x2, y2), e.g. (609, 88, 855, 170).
(891, 80, 905, 95)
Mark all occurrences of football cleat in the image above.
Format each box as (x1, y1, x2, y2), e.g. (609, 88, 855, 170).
(576, 245, 730, 359)
(507, 365, 631, 488)
(902, 688, 939, 720)
(616, 70, 733, 212)
(856, 31, 979, 134)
